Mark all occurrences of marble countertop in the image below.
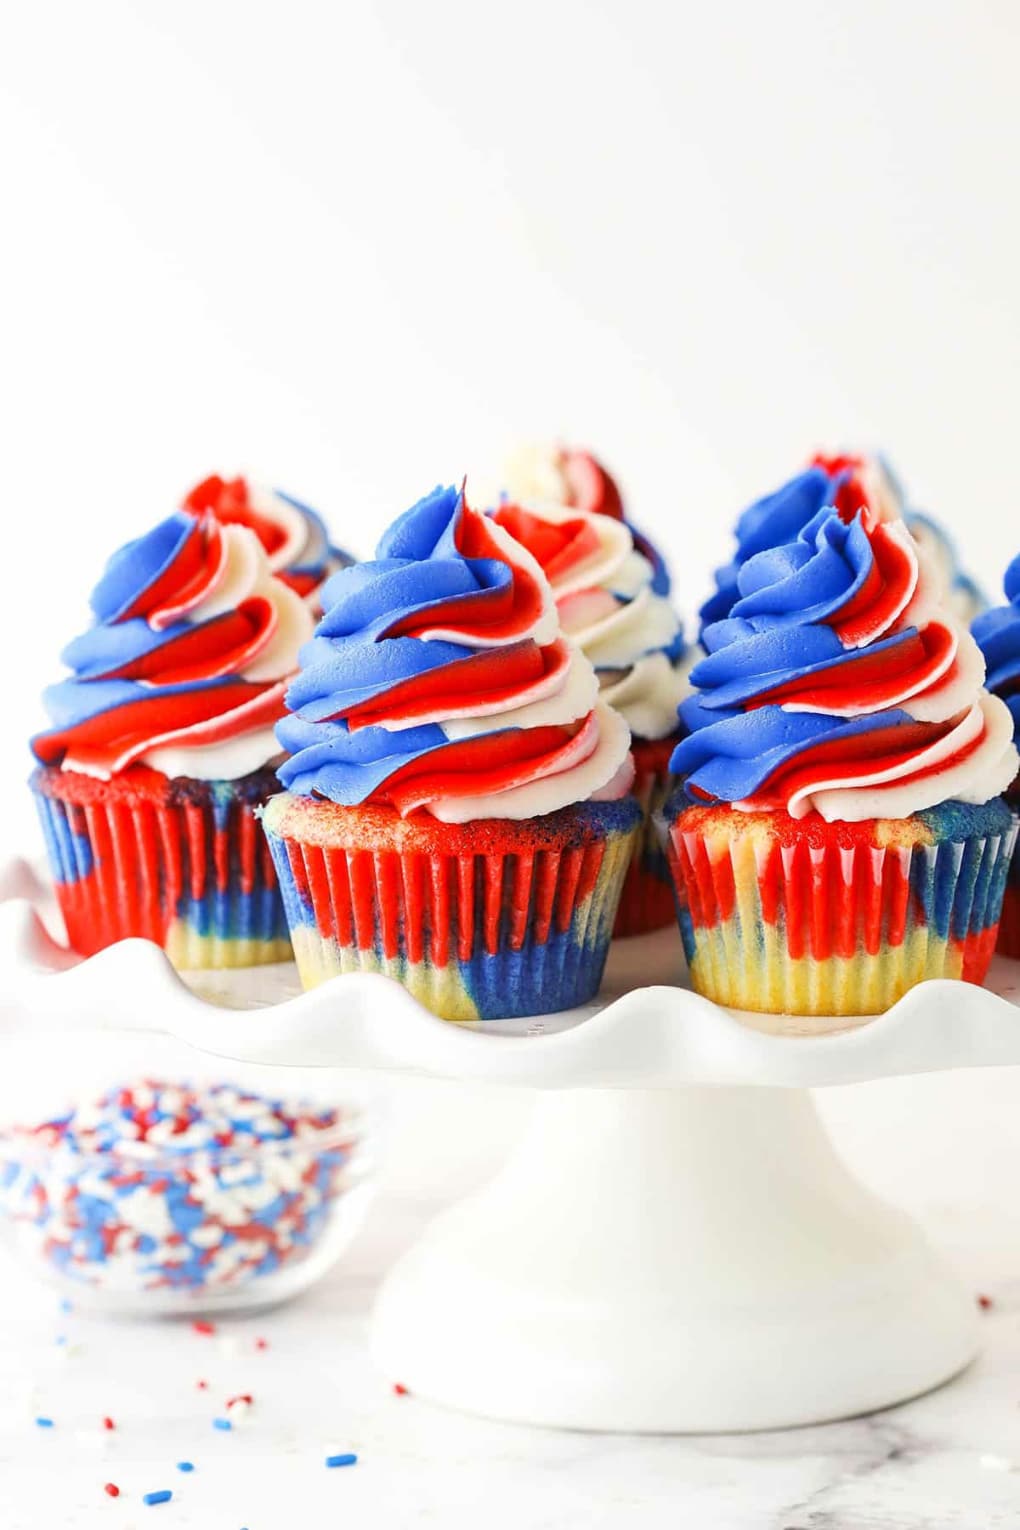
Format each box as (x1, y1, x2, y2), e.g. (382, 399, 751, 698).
(0, 1190, 1019, 1530)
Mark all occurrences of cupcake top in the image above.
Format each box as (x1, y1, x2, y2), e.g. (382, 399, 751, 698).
(675, 501, 1017, 822)
(275, 484, 634, 823)
(501, 441, 670, 594)
(699, 453, 897, 636)
(183, 474, 352, 600)
(490, 500, 688, 741)
(973, 554, 1020, 743)
(502, 442, 626, 522)
(32, 508, 314, 781)
(700, 450, 984, 635)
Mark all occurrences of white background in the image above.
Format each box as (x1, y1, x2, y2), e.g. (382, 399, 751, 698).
(2, 0, 1020, 1360)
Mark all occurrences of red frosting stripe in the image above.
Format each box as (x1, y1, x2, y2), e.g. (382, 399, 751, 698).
(381, 509, 549, 645)
(381, 712, 600, 816)
(343, 640, 569, 732)
(184, 474, 289, 559)
(107, 598, 279, 686)
(34, 683, 286, 775)
(754, 621, 957, 713)
(491, 505, 601, 583)
(830, 518, 915, 647)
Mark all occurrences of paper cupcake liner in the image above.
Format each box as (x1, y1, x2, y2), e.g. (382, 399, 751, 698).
(31, 765, 292, 969)
(613, 735, 679, 939)
(262, 795, 641, 1022)
(664, 801, 1017, 1022)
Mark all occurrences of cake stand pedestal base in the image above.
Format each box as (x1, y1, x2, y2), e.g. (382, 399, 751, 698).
(371, 1085, 976, 1432)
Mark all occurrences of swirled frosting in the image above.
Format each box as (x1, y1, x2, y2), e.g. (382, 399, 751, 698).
(674, 503, 1017, 822)
(702, 450, 985, 634)
(489, 501, 688, 740)
(33, 509, 315, 780)
(501, 441, 670, 596)
(973, 554, 1020, 740)
(183, 474, 352, 600)
(275, 484, 634, 823)
(906, 511, 987, 623)
(503, 442, 626, 522)
(699, 453, 896, 636)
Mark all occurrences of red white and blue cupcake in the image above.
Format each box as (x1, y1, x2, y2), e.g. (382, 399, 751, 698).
(667, 495, 1018, 1026)
(31, 498, 320, 968)
(496, 442, 688, 935)
(262, 483, 641, 1021)
(972, 555, 1020, 956)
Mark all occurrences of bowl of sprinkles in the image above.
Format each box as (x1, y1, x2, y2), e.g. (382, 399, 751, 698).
(0, 1079, 371, 1314)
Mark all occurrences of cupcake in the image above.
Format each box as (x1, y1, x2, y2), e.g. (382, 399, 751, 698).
(972, 554, 1020, 956)
(700, 450, 985, 633)
(182, 473, 353, 605)
(666, 498, 1018, 1026)
(31, 504, 317, 968)
(262, 483, 641, 1021)
(489, 498, 688, 936)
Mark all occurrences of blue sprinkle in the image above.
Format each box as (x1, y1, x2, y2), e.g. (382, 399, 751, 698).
(55, 1335, 67, 1346)
(35, 1417, 54, 1428)
(325, 1452, 358, 1468)
(212, 1417, 232, 1431)
(59, 1298, 73, 1314)
(143, 1489, 173, 1506)
(176, 1461, 194, 1472)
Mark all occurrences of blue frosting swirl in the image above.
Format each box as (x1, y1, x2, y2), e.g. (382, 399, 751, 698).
(699, 468, 838, 636)
(973, 553, 1020, 734)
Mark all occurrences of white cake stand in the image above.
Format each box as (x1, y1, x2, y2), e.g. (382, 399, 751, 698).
(2, 854, 1019, 1433)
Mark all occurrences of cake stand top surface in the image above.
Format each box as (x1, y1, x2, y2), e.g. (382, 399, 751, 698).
(2, 857, 1018, 1090)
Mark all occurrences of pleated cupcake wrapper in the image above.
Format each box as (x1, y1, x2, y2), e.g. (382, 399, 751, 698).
(264, 819, 638, 1022)
(32, 778, 292, 970)
(667, 818, 1018, 1019)
(614, 753, 678, 938)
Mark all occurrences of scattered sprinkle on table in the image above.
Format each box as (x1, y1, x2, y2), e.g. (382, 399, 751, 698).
(103, 1484, 120, 1499)
(326, 1453, 358, 1469)
(176, 1461, 194, 1473)
(193, 1320, 216, 1336)
(35, 1417, 54, 1428)
(393, 1383, 408, 1396)
(102, 1417, 116, 1431)
(978, 1293, 994, 1310)
(143, 1489, 173, 1506)
(196, 1379, 209, 1390)
(255, 1337, 269, 1351)
(213, 1417, 232, 1431)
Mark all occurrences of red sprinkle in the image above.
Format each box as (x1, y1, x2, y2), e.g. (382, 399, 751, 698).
(104, 1483, 120, 1498)
(978, 1294, 994, 1310)
(102, 1417, 116, 1431)
(196, 1379, 209, 1390)
(227, 1393, 254, 1409)
(192, 1320, 216, 1336)
(254, 1337, 269, 1351)
(393, 1383, 409, 1396)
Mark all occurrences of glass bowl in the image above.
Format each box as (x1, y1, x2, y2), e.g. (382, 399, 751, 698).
(0, 1076, 373, 1318)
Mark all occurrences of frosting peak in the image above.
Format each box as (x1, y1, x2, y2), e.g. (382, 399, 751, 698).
(276, 484, 634, 822)
(675, 504, 1017, 822)
(490, 500, 689, 740)
(183, 474, 352, 601)
(33, 509, 315, 781)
